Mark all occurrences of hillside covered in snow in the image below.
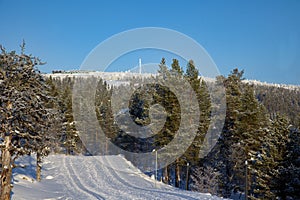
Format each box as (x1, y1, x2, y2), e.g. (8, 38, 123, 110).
(44, 71, 300, 90)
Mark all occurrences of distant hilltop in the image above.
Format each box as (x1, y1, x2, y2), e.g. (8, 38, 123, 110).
(43, 71, 155, 87)
(43, 70, 300, 91)
(243, 79, 300, 91)
(44, 70, 155, 79)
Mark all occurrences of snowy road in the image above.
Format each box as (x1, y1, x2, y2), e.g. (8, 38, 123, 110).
(12, 155, 226, 200)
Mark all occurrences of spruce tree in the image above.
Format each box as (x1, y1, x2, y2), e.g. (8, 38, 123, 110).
(215, 69, 244, 197)
(276, 128, 300, 199)
(251, 114, 290, 199)
(51, 77, 85, 155)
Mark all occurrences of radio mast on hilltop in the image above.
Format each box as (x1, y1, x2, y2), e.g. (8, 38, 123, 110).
(139, 58, 142, 74)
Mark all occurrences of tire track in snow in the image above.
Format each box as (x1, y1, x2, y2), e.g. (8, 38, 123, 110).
(71, 156, 135, 200)
(66, 157, 106, 200)
(93, 157, 158, 200)
(62, 156, 105, 200)
(61, 156, 95, 199)
(106, 165, 198, 200)
(100, 156, 201, 200)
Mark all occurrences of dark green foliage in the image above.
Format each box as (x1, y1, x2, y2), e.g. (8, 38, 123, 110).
(183, 60, 211, 166)
(210, 69, 248, 197)
(123, 58, 212, 188)
(276, 128, 300, 199)
(158, 57, 168, 76)
(191, 166, 220, 195)
(255, 84, 300, 126)
(2, 46, 299, 199)
(198, 69, 300, 199)
(49, 77, 85, 155)
(95, 79, 119, 154)
(185, 60, 199, 81)
(171, 58, 183, 76)
(202, 69, 274, 198)
(45, 64, 299, 199)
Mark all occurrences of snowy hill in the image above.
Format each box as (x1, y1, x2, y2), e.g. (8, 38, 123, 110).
(12, 155, 227, 200)
(44, 72, 300, 90)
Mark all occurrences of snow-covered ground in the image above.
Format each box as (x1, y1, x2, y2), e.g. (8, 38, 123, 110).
(11, 154, 227, 200)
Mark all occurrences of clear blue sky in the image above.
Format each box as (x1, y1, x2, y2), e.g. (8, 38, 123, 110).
(0, 0, 299, 84)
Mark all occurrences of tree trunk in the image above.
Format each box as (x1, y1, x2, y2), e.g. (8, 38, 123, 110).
(36, 152, 42, 182)
(163, 165, 169, 184)
(1, 135, 13, 200)
(175, 159, 181, 188)
(105, 137, 108, 154)
(186, 165, 190, 190)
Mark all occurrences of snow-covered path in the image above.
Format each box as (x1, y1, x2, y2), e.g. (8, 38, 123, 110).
(12, 155, 226, 200)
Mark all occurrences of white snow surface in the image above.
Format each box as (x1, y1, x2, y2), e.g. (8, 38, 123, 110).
(11, 154, 228, 200)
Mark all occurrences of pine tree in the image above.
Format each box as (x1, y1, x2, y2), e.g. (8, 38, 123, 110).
(251, 114, 290, 199)
(211, 69, 245, 197)
(153, 58, 179, 184)
(205, 69, 270, 197)
(191, 166, 220, 195)
(181, 60, 212, 189)
(158, 57, 168, 77)
(276, 128, 300, 199)
(171, 58, 183, 76)
(0, 44, 54, 199)
(52, 77, 85, 155)
(44, 76, 65, 154)
(236, 84, 268, 199)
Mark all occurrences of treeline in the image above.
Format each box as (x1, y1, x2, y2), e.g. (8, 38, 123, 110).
(202, 69, 300, 199)
(1, 46, 299, 200)
(255, 83, 300, 127)
(48, 59, 300, 199)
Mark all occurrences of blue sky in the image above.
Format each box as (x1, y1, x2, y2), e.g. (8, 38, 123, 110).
(0, 0, 299, 84)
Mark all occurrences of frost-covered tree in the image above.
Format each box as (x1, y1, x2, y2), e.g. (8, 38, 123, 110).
(191, 166, 220, 195)
(251, 114, 290, 199)
(276, 128, 300, 199)
(50, 76, 85, 155)
(0, 44, 54, 199)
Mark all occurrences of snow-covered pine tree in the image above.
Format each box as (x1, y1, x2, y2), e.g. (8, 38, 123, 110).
(251, 114, 290, 199)
(0, 43, 54, 199)
(276, 127, 300, 199)
(191, 166, 220, 195)
(50, 76, 85, 155)
(44, 76, 65, 154)
(181, 59, 212, 190)
(216, 69, 244, 197)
